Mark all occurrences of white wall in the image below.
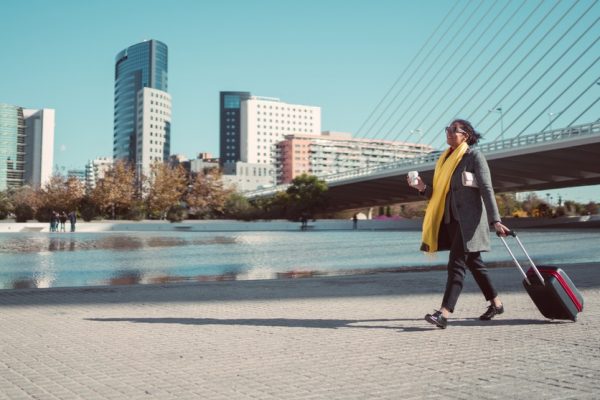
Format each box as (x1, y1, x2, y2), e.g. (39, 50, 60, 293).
(23, 108, 54, 188)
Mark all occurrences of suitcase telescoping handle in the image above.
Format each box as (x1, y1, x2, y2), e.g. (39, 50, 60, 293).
(497, 230, 545, 286)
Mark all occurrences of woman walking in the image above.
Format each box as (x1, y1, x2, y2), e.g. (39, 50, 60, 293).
(408, 119, 510, 329)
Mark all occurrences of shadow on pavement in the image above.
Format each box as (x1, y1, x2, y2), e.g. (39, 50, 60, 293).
(86, 316, 558, 331)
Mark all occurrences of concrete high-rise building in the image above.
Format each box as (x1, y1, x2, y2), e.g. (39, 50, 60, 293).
(113, 39, 168, 172)
(220, 91, 251, 166)
(241, 96, 321, 166)
(23, 108, 54, 188)
(276, 131, 434, 183)
(135, 88, 171, 176)
(85, 157, 113, 191)
(0, 103, 54, 191)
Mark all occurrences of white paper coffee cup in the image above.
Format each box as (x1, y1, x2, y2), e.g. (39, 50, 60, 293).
(408, 171, 419, 186)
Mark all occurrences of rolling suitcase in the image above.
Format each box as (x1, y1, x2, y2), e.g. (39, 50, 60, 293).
(498, 231, 584, 322)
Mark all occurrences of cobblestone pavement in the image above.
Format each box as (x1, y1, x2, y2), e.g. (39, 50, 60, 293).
(0, 263, 599, 399)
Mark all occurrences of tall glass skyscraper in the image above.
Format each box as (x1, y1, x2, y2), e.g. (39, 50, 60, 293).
(0, 104, 26, 191)
(113, 40, 168, 165)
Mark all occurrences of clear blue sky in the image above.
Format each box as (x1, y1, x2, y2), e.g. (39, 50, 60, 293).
(2, 0, 599, 203)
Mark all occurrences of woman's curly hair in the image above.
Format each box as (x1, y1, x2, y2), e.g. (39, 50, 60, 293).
(452, 119, 482, 146)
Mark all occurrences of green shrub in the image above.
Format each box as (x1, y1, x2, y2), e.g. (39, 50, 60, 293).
(126, 203, 146, 221)
(35, 205, 53, 222)
(167, 205, 187, 222)
(14, 203, 34, 222)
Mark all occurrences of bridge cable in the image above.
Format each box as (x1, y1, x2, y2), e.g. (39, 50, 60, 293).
(564, 80, 600, 128)
(356, 0, 471, 140)
(535, 75, 600, 132)
(395, 0, 535, 147)
(389, 1, 511, 143)
(424, 1, 596, 148)
(416, 0, 551, 149)
(513, 57, 600, 138)
(487, 25, 600, 141)
(353, 1, 456, 138)
(479, 12, 599, 141)
(359, 0, 485, 141)
(465, 0, 588, 131)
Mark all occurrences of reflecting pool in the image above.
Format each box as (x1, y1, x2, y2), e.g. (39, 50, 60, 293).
(0, 230, 599, 289)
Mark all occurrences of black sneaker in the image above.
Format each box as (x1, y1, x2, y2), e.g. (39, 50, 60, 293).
(480, 304, 504, 320)
(425, 310, 447, 329)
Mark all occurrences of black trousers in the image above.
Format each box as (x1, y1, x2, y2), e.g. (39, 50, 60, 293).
(441, 219, 498, 313)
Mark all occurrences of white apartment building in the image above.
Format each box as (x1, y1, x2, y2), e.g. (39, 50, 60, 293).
(23, 108, 54, 188)
(222, 162, 276, 192)
(135, 88, 172, 177)
(276, 131, 435, 183)
(85, 157, 113, 191)
(240, 96, 321, 166)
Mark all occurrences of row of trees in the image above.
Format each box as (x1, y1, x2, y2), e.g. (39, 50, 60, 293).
(495, 193, 598, 218)
(326, 193, 598, 221)
(1, 162, 596, 222)
(0, 162, 232, 222)
(0, 162, 329, 222)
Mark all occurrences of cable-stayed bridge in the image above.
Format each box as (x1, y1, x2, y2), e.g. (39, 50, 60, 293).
(245, 1, 599, 210)
(246, 122, 600, 209)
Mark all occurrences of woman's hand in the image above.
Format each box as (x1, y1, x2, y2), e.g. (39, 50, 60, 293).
(493, 221, 510, 237)
(406, 175, 426, 192)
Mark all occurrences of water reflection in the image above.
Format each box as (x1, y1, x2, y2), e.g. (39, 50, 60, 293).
(109, 270, 142, 286)
(276, 270, 322, 279)
(12, 277, 37, 289)
(0, 233, 239, 253)
(108, 270, 241, 286)
(0, 230, 598, 290)
(96, 236, 145, 251)
(47, 236, 76, 252)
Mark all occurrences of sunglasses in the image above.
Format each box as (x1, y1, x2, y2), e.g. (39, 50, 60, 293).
(445, 125, 468, 135)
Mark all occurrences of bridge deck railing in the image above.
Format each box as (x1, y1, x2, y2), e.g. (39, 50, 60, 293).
(244, 122, 600, 198)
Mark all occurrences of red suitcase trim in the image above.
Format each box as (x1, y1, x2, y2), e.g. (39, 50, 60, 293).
(538, 268, 583, 312)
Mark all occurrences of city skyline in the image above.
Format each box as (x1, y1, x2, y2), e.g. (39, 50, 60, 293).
(2, 0, 599, 202)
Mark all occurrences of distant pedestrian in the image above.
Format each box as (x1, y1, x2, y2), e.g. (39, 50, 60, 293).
(300, 213, 309, 231)
(50, 211, 59, 232)
(353, 214, 358, 230)
(59, 212, 67, 232)
(68, 211, 77, 232)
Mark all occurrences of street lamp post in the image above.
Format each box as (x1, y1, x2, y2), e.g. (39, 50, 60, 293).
(548, 112, 555, 131)
(490, 107, 504, 141)
(497, 107, 504, 141)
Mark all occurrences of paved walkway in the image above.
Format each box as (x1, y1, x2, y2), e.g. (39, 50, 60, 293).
(1, 263, 599, 399)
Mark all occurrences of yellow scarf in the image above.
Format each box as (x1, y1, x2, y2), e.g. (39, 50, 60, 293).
(420, 141, 469, 252)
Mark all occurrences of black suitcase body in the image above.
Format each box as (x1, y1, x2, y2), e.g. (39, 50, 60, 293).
(523, 266, 584, 322)
(499, 231, 584, 322)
